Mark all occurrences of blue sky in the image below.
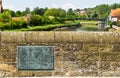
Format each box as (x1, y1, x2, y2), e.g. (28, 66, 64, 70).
(2, 0, 120, 11)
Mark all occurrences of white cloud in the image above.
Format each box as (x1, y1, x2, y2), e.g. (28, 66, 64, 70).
(62, 3, 77, 10)
(52, 3, 58, 8)
(3, 5, 15, 10)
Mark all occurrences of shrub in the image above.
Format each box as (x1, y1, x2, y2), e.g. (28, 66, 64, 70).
(117, 20, 120, 26)
(0, 20, 28, 30)
(0, 22, 9, 30)
(9, 20, 28, 29)
(30, 14, 43, 26)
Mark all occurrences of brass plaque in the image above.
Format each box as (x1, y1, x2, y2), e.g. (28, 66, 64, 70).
(17, 46, 54, 70)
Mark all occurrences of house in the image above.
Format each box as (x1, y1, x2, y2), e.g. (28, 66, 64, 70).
(74, 9, 87, 16)
(80, 9, 87, 16)
(12, 16, 30, 22)
(0, 0, 3, 13)
(109, 8, 120, 22)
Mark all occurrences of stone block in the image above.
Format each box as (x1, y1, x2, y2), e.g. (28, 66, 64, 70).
(76, 61, 99, 71)
(30, 72, 53, 77)
(0, 54, 16, 63)
(61, 43, 72, 51)
(69, 71, 84, 76)
(100, 32, 120, 43)
(83, 32, 102, 43)
(25, 32, 54, 43)
(98, 71, 120, 77)
(112, 44, 120, 51)
(71, 43, 83, 52)
(15, 71, 30, 77)
(99, 61, 120, 71)
(15, 71, 53, 77)
(55, 62, 62, 72)
(55, 32, 72, 43)
(63, 51, 76, 61)
(53, 72, 65, 77)
(0, 31, 1, 45)
(54, 43, 63, 52)
(83, 43, 112, 52)
(54, 53, 63, 62)
(0, 63, 16, 73)
(83, 70, 98, 77)
(60, 43, 83, 52)
(1, 32, 25, 44)
(72, 32, 84, 43)
(76, 53, 100, 61)
(63, 61, 80, 72)
(0, 45, 16, 55)
(100, 53, 120, 61)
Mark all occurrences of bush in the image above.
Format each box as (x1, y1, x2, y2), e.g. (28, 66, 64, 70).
(110, 22, 113, 28)
(30, 14, 43, 26)
(0, 20, 28, 30)
(0, 22, 9, 30)
(112, 21, 117, 25)
(9, 20, 28, 29)
(117, 21, 120, 26)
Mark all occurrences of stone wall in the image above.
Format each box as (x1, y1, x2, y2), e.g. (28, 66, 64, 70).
(0, 31, 120, 77)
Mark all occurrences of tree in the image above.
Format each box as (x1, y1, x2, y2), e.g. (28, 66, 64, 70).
(15, 10, 22, 17)
(25, 7, 30, 14)
(3, 9, 15, 17)
(44, 8, 66, 23)
(44, 8, 59, 17)
(32, 7, 40, 15)
(110, 3, 119, 9)
(91, 11, 98, 18)
(32, 7, 47, 16)
(58, 8, 66, 18)
(66, 8, 76, 19)
(21, 7, 30, 16)
(30, 14, 43, 26)
(94, 4, 110, 18)
(0, 10, 11, 22)
(86, 8, 93, 18)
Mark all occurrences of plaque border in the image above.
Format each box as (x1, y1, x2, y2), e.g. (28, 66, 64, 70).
(17, 46, 55, 71)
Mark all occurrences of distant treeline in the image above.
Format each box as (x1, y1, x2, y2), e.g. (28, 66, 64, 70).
(86, 3, 120, 18)
(3, 3, 120, 19)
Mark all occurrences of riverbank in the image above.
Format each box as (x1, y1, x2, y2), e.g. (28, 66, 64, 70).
(81, 25, 98, 31)
(5, 22, 81, 31)
(4, 21, 100, 31)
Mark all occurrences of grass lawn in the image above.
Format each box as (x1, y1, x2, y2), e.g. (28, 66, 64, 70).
(5, 22, 80, 31)
(81, 25, 98, 31)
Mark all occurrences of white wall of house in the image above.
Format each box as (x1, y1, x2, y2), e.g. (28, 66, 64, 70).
(109, 15, 118, 22)
(112, 17, 118, 22)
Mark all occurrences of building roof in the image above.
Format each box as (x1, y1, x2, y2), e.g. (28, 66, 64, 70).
(12, 17, 29, 22)
(110, 8, 120, 17)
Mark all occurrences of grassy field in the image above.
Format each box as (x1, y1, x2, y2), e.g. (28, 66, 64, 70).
(81, 25, 98, 31)
(3, 20, 99, 31)
(5, 22, 80, 31)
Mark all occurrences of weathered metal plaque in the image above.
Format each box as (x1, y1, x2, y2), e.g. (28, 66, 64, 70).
(17, 46, 54, 70)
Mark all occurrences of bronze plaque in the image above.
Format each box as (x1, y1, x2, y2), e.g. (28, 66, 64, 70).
(17, 46, 54, 70)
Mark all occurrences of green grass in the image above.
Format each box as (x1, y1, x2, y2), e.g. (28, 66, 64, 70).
(5, 22, 80, 31)
(81, 25, 98, 31)
(75, 20, 98, 23)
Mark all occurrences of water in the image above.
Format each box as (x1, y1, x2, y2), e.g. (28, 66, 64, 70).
(52, 25, 98, 31)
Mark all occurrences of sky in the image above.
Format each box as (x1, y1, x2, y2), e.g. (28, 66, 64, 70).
(2, 0, 120, 11)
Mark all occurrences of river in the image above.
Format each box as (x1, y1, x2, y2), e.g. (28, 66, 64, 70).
(52, 25, 98, 31)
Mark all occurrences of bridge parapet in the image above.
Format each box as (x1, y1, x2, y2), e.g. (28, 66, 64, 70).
(0, 31, 120, 77)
